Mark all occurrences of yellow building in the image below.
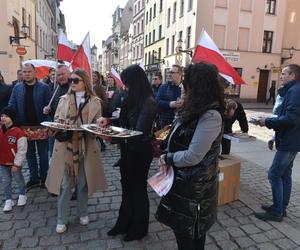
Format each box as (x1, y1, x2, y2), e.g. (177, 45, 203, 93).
(0, 0, 36, 84)
(144, 0, 166, 80)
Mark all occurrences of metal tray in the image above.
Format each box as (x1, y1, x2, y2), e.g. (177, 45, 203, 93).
(40, 121, 83, 131)
(81, 124, 143, 138)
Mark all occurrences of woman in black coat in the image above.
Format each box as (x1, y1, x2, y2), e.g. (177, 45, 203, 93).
(98, 65, 157, 241)
(156, 63, 224, 250)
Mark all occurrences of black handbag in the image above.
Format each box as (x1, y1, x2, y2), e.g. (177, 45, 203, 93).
(54, 130, 73, 142)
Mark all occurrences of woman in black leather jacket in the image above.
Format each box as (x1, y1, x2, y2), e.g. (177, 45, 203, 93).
(98, 65, 157, 241)
(156, 63, 224, 250)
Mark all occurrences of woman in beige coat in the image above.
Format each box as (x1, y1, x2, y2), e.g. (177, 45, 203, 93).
(46, 69, 106, 234)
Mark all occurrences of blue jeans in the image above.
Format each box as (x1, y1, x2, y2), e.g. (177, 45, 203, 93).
(268, 150, 298, 215)
(57, 161, 88, 224)
(0, 166, 26, 200)
(27, 139, 49, 182)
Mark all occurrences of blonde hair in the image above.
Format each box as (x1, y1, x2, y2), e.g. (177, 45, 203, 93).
(69, 68, 95, 96)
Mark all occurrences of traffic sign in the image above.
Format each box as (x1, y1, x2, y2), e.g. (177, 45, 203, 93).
(16, 47, 27, 56)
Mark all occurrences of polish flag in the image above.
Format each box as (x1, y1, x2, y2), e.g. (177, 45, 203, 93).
(192, 30, 244, 85)
(22, 59, 70, 79)
(57, 30, 75, 62)
(110, 67, 125, 88)
(71, 32, 92, 80)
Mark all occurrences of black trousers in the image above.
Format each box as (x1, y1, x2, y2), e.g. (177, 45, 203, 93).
(221, 138, 231, 155)
(113, 142, 153, 236)
(175, 232, 206, 250)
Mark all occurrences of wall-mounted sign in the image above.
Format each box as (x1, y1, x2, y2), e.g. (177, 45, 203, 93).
(16, 47, 27, 56)
(222, 51, 240, 62)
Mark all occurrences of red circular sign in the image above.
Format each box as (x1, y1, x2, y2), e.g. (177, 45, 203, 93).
(16, 47, 27, 56)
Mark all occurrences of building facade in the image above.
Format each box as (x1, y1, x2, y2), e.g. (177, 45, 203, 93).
(144, 0, 166, 81)
(132, 0, 145, 65)
(0, 0, 36, 84)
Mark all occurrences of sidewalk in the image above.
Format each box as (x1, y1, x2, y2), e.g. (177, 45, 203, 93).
(0, 127, 299, 249)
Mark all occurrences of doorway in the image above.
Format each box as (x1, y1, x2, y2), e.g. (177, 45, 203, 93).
(257, 70, 270, 102)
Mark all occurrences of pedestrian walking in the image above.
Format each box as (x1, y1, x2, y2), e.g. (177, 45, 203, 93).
(266, 81, 276, 105)
(0, 106, 27, 212)
(255, 64, 300, 222)
(8, 63, 51, 189)
(45, 69, 107, 234)
(98, 64, 157, 241)
(155, 63, 224, 250)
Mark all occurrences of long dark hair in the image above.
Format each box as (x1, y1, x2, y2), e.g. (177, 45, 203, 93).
(120, 65, 154, 110)
(178, 63, 225, 123)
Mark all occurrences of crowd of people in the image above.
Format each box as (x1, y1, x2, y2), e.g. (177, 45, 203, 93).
(0, 62, 300, 249)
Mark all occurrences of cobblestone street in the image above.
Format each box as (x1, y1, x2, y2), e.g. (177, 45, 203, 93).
(0, 132, 300, 249)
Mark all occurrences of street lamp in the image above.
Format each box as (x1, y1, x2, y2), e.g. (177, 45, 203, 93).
(281, 46, 294, 64)
(176, 38, 193, 57)
(10, 24, 29, 44)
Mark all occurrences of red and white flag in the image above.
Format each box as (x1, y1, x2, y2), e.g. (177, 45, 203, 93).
(22, 59, 69, 79)
(57, 29, 75, 62)
(192, 30, 244, 85)
(71, 32, 92, 80)
(110, 67, 125, 88)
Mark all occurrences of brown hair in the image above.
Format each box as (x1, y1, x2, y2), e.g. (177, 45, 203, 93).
(69, 68, 95, 96)
(225, 99, 238, 112)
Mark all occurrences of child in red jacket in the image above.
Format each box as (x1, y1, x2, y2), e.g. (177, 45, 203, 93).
(0, 106, 27, 212)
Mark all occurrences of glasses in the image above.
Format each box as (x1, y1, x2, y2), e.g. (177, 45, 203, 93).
(169, 71, 179, 74)
(153, 77, 159, 80)
(69, 78, 83, 84)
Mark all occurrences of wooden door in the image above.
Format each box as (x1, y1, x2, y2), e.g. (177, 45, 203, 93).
(257, 70, 269, 102)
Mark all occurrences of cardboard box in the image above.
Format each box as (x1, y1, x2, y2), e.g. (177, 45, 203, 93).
(218, 155, 241, 205)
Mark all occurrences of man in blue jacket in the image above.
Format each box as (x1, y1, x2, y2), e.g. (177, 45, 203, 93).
(156, 65, 182, 127)
(255, 64, 300, 222)
(9, 63, 51, 189)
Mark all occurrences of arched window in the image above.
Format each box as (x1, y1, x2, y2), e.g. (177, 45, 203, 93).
(12, 17, 20, 44)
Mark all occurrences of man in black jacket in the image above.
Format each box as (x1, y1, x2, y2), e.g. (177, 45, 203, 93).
(0, 72, 12, 112)
(222, 99, 248, 154)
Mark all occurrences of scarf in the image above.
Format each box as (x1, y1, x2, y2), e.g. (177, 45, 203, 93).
(65, 93, 89, 187)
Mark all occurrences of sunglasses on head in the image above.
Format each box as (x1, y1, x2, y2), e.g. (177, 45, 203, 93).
(69, 78, 83, 84)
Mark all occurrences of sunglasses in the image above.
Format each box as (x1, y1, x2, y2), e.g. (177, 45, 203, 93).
(153, 77, 159, 80)
(69, 78, 83, 84)
(169, 71, 179, 74)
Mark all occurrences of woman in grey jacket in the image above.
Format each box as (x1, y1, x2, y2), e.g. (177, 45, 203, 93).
(156, 63, 224, 250)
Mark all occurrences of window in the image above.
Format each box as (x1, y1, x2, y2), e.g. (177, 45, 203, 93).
(179, 30, 183, 40)
(150, 7, 152, 21)
(145, 53, 148, 65)
(173, 2, 177, 23)
(137, 22, 140, 34)
(167, 8, 171, 27)
(135, 5, 137, 15)
(145, 34, 148, 46)
(180, 0, 184, 17)
(171, 35, 175, 54)
(159, 25, 162, 39)
(148, 51, 151, 65)
(238, 28, 250, 51)
(266, 0, 276, 14)
(213, 25, 225, 49)
(160, 0, 163, 12)
(263, 30, 273, 53)
(215, 0, 227, 8)
(134, 25, 136, 36)
(188, 0, 193, 11)
(138, 1, 140, 11)
(158, 47, 161, 60)
(186, 26, 191, 49)
(141, 19, 144, 32)
(153, 30, 155, 43)
(153, 3, 156, 18)
(28, 14, 32, 37)
(22, 8, 26, 25)
(146, 12, 148, 24)
(152, 50, 155, 63)
(166, 38, 169, 55)
(149, 32, 152, 45)
(241, 0, 252, 11)
(12, 17, 20, 44)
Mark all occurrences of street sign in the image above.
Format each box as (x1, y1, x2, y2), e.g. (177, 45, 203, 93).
(222, 51, 240, 62)
(16, 47, 27, 56)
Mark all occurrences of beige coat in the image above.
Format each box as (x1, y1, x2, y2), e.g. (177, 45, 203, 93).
(46, 94, 107, 196)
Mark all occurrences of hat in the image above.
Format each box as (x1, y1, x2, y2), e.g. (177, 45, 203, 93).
(1, 106, 16, 123)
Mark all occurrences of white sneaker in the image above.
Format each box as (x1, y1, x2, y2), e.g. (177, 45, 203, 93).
(79, 216, 89, 225)
(56, 224, 67, 234)
(17, 195, 27, 206)
(3, 200, 15, 212)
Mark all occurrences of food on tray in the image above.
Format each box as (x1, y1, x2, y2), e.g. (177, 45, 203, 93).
(41, 121, 81, 130)
(22, 126, 49, 141)
(156, 130, 170, 141)
(84, 125, 140, 138)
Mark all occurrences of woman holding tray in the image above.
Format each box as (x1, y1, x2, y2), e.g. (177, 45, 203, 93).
(46, 69, 107, 234)
(98, 64, 157, 241)
(155, 63, 224, 250)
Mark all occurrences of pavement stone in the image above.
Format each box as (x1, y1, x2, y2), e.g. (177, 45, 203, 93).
(0, 137, 299, 249)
